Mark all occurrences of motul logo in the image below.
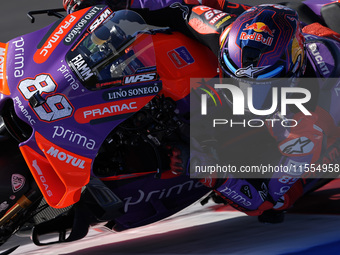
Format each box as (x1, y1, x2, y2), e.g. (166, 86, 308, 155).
(0, 46, 5, 80)
(46, 146, 85, 169)
(124, 73, 157, 85)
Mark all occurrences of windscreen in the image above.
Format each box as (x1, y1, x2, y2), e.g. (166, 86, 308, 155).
(66, 9, 157, 90)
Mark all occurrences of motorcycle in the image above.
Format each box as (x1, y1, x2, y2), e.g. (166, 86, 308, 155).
(0, 0, 339, 252)
(283, 0, 340, 33)
(0, 5, 218, 249)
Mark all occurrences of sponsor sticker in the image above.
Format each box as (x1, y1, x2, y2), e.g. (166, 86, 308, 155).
(11, 174, 26, 192)
(240, 22, 275, 46)
(74, 96, 155, 124)
(123, 72, 158, 85)
(69, 54, 94, 81)
(279, 137, 314, 155)
(103, 82, 161, 101)
(168, 46, 194, 69)
(0, 43, 5, 81)
(64, 6, 103, 45)
(0, 42, 9, 95)
(33, 8, 89, 64)
(88, 7, 113, 32)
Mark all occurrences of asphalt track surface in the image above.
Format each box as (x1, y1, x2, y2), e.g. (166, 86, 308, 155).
(2, 1, 340, 255)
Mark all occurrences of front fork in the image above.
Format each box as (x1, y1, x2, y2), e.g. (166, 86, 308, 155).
(0, 190, 41, 227)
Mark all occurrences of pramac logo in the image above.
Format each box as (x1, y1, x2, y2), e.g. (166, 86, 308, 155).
(33, 8, 89, 64)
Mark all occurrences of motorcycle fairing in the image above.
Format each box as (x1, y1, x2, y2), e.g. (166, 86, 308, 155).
(103, 174, 210, 231)
(20, 132, 92, 207)
(0, 42, 10, 96)
(152, 31, 219, 101)
(20, 144, 67, 207)
(33, 8, 90, 64)
(1, 7, 160, 208)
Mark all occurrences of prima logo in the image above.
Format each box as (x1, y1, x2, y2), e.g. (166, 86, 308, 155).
(123, 180, 203, 212)
(53, 126, 96, 150)
(12, 37, 25, 78)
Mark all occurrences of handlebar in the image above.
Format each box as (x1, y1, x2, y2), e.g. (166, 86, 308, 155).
(27, 8, 66, 23)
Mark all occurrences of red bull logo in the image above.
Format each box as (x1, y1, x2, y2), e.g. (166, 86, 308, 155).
(244, 22, 274, 37)
(240, 22, 275, 46)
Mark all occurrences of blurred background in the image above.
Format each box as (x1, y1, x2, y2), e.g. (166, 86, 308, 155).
(0, 0, 300, 43)
(0, 0, 62, 42)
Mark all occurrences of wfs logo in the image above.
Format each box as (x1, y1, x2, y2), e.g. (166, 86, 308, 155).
(200, 83, 311, 128)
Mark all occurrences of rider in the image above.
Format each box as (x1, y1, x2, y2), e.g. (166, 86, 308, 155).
(63, 0, 340, 219)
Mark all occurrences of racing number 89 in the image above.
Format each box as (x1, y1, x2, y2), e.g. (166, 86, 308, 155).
(18, 74, 73, 122)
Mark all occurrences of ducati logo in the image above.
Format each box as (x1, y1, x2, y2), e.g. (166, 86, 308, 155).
(11, 174, 25, 193)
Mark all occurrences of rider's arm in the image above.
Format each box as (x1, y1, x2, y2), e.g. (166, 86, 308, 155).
(63, 0, 250, 13)
(134, 4, 240, 55)
(214, 109, 329, 216)
(63, 0, 247, 55)
(130, 0, 250, 13)
(62, 0, 248, 54)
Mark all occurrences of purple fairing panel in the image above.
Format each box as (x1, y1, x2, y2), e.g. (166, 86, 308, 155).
(304, 35, 337, 78)
(304, 34, 340, 126)
(130, 0, 184, 10)
(303, 0, 335, 17)
(3, 6, 159, 170)
(106, 174, 210, 230)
